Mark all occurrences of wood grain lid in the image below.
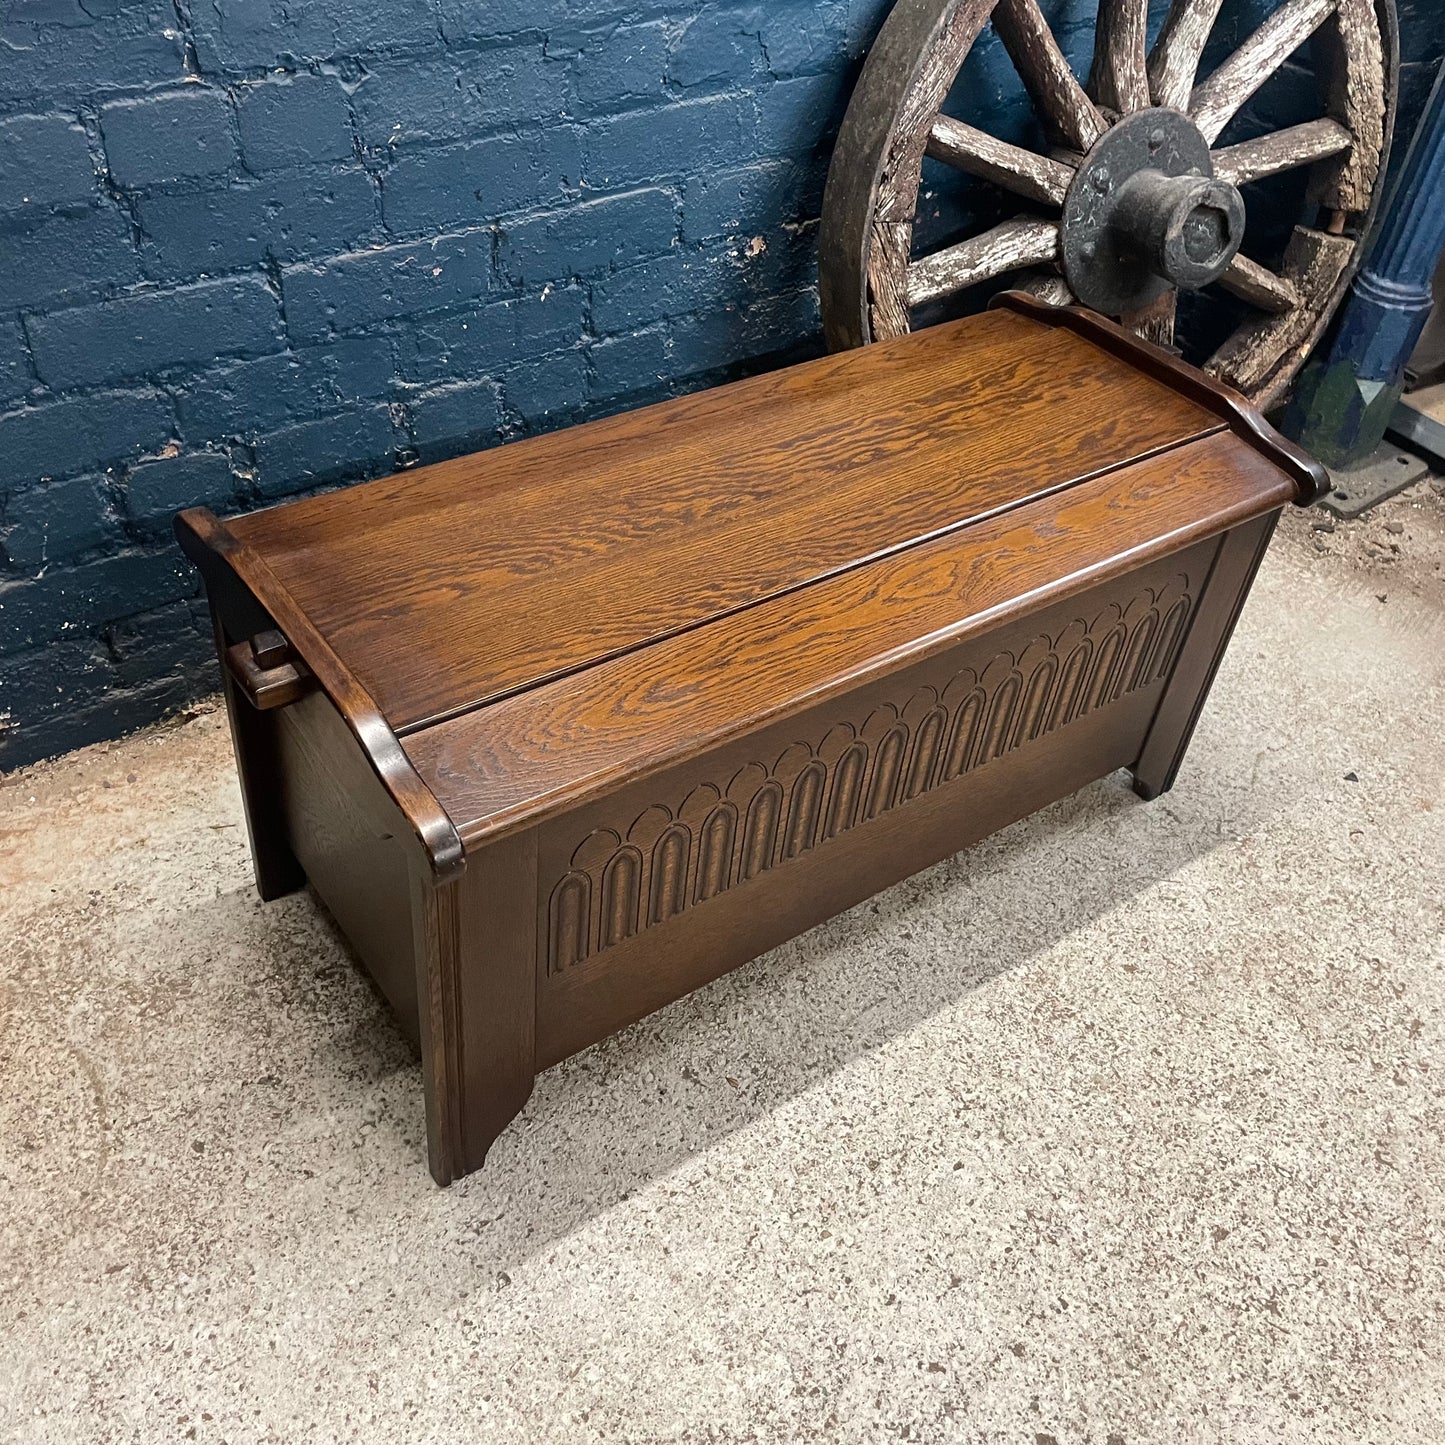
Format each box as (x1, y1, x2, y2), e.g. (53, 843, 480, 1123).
(183, 307, 1236, 736)
(404, 429, 1297, 848)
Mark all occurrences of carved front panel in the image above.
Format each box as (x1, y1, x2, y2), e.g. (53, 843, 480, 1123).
(544, 568, 1198, 976)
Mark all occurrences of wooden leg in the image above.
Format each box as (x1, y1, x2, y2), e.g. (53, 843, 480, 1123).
(1131, 511, 1280, 801)
(412, 835, 537, 1185)
(210, 606, 307, 901)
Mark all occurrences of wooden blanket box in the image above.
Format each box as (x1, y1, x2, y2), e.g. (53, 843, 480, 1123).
(178, 294, 1325, 1185)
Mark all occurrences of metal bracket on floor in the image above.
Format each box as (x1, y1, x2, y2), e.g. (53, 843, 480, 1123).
(1318, 442, 1431, 519)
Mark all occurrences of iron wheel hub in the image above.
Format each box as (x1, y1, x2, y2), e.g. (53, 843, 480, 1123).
(1061, 107, 1246, 315)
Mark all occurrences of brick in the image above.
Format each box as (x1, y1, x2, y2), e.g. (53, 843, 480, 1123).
(725, 227, 820, 304)
(237, 74, 354, 172)
(0, 547, 192, 653)
(304, 0, 447, 55)
(541, 22, 591, 57)
(668, 7, 765, 89)
(353, 45, 561, 151)
(435, 0, 552, 44)
(683, 158, 800, 241)
(5, 0, 94, 22)
(2, 474, 115, 570)
(0, 637, 105, 719)
(586, 96, 754, 187)
(0, 317, 33, 406)
(591, 246, 731, 334)
(282, 231, 493, 340)
(137, 167, 378, 276)
(101, 88, 235, 188)
(498, 188, 677, 286)
(409, 379, 503, 462)
(0, 114, 95, 211)
(503, 350, 588, 425)
(586, 326, 668, 402)
(381, 129, 582, 235)
(572, 21, 667, 109)
(753, 71, 846, 158)
(186, 0, 293, 69)
(0, 13, 181, 107)
(0, 661, 206, 771)
(251, 404, 397, 498)
(0, 637, 113, 765)
(396, 288, 586, 384)
(668, 286, 819, 375)
(187, 0, 441, 70)
(756, 1, 849, 76)
(27, 276, 283, 389)
(124, 450, 236, 523)
(176, 338, 394, 441)
(107, 600, 215, 689)
(0, 387, 173, 488)
(0, 205, 144, 309)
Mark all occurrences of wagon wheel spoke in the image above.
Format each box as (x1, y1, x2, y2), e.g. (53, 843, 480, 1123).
(1189, 0, 1340, 145)
(992, 0, 1108, 152)
(1217, 253, 1301, 313)
(1205, 223, 1355, 401)
(1147, 0, 1226, 112)
(1089, 0, 1152, 114)
(1211, 117, 1354, 185)
(1120, 291, 1177, 348)
(926, 115, 1073, 206)
(1017, 270, 1075, 306)
(907, 218, 1060, 308)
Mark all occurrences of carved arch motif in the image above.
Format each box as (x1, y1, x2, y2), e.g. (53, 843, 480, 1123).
(545, 574, 1196, 972)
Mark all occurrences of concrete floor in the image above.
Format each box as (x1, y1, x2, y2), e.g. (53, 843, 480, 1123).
(3, 485, 1444, 1444)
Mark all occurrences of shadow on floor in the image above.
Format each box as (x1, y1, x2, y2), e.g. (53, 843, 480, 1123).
(194, 761, 1264, 1276)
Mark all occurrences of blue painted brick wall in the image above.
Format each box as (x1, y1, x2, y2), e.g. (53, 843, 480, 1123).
(0, 0, 1439, 769)
(0, 0, 873, 767)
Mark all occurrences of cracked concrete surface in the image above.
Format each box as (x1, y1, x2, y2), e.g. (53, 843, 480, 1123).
(2, 485, 1444, 1444)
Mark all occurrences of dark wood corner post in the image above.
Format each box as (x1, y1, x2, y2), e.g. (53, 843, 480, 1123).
(178, 511, 308, 900)
(192, 567, 308, 901)
(411, 833, 538, 1186)
(1130, 511, 1279, 800)
(211, 608, 308, 900)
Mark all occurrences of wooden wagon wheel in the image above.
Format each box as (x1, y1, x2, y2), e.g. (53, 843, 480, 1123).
(819, 0, 1398, 407)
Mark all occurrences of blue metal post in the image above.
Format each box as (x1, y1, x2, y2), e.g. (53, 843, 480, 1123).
(1287, 62, 1445, 467)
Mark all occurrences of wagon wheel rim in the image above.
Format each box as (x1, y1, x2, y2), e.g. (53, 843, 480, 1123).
(818, 0, 1399, 408)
